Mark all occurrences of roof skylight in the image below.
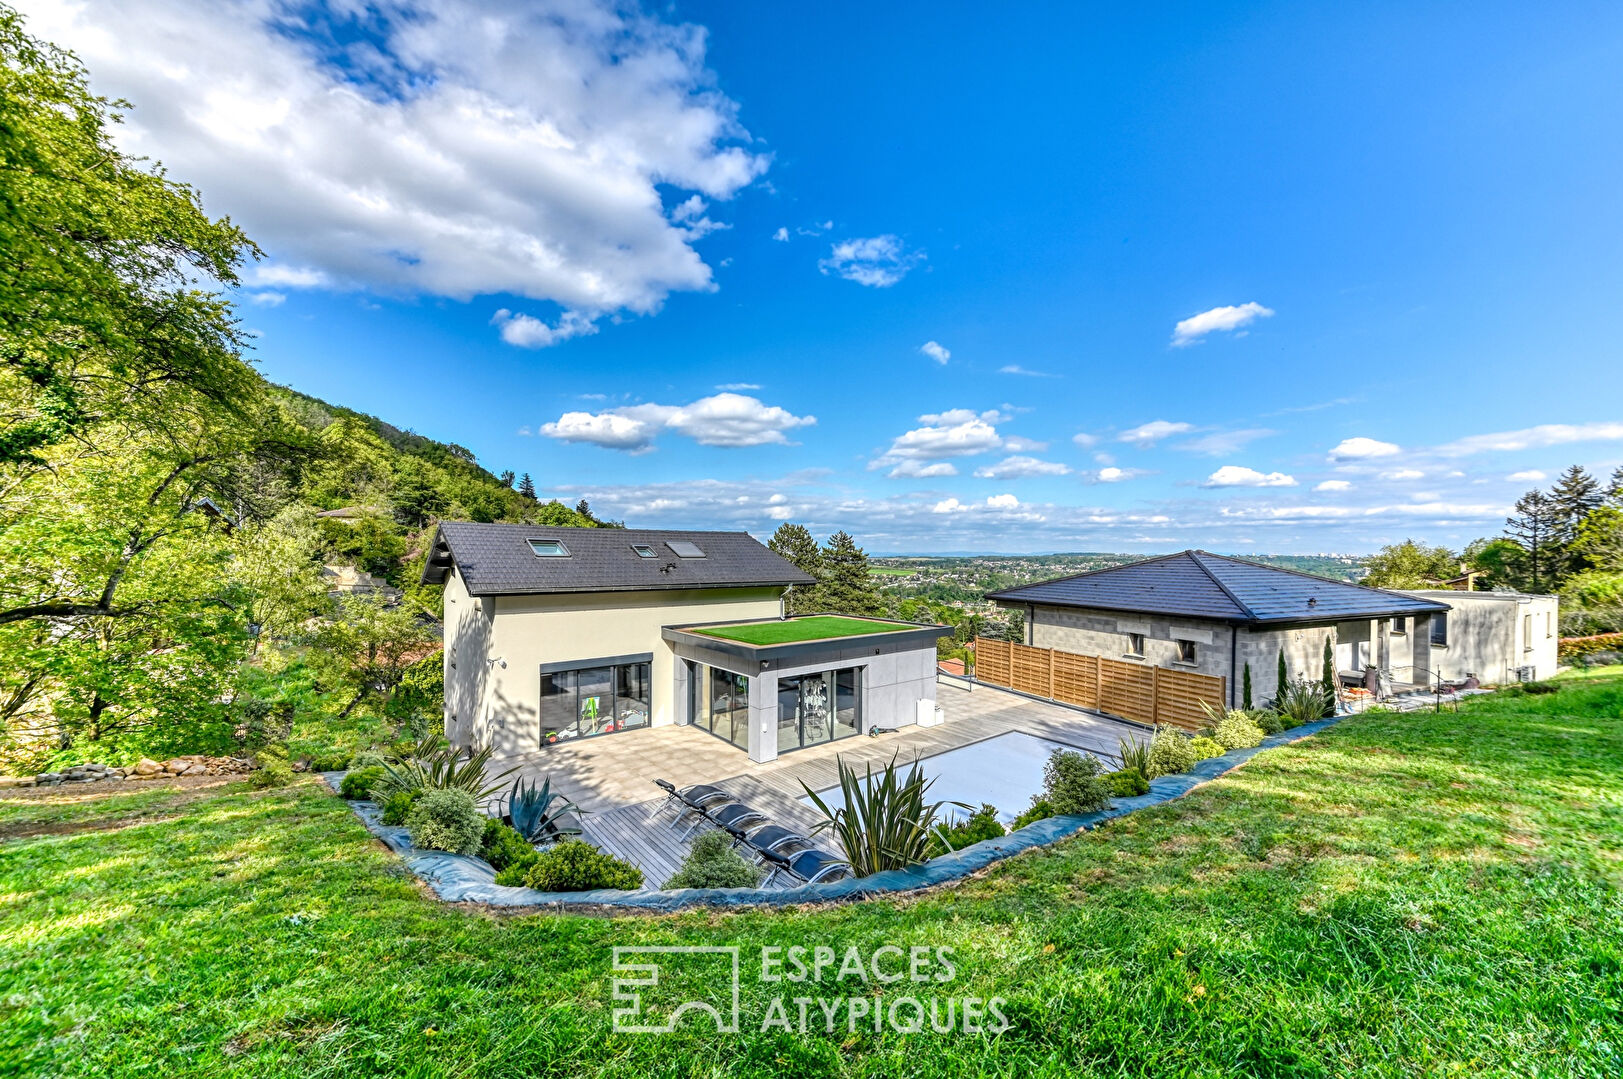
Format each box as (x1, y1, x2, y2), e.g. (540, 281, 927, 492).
(527, 538, 571, 558)
(667, 540, 707, 559)
(631, 543, 657, 558)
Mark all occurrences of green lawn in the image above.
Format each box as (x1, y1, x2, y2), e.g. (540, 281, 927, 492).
(692, 615, 913, 646)
(3, 672, 1622, 1077)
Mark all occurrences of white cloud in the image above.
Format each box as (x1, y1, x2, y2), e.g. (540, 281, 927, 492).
(540, 393, 813, 452)
(1086, 466, 1145, 484)
(766, 505, 793, 520)
(818, 235, 925, 287)
(932, 497, 967, 514)
(715, 382, 762, 391)
(772, 227, 789, 242)
(32, 0, 768, 331)
(985, 494, 1020, 509)
(1176, 428, 1275, 456)
(972, 456, 1071, 479)
(246, 290, 286, 306)
(1435, 422, 1623, 457)
(1072, 431, 1099, 448)
(887, 460, 959, 479)
(871, 409, 1010, 470)
(491, 308, 600, 349)
(1120, 420, 1194, 446)
(999, 364, 1055, 377)
(1381, 468, 1425, 481)
(1203, 465, 1297, 488)
(1507, 469, 1548, 482)
(1171, 302, 1274, 346)
(919, 341, 951, 364)
(1329, 437, 1402, 460)
(1315, 479, 1351, 492)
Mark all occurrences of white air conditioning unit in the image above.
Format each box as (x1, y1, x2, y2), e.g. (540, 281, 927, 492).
(1515, 665, 1537, 682)
(916, 699, 945, 727)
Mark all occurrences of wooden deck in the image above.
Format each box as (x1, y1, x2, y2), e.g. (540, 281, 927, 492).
(498, 677, 1148, 889)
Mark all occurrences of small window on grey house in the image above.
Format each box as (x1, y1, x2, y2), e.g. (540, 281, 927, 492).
(631, 543, 657, 558)
(1126, 632, 1145, 657)
(1176, 639, 1197, 664)
(527, 538, 570, 557)
(1431, 613, 1448, 647)
(1391, 617, 1407, 636)
(1524, 614, 1533, 651)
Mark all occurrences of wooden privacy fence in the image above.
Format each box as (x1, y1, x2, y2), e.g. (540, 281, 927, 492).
(972, 638, 1225, 730)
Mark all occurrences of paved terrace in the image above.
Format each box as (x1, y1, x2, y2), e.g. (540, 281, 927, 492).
(488, 677, 1147, 889)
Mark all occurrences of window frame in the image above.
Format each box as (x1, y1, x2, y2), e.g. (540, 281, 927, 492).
(539, 656, 653, 745)
(1430, 613, 1449, 647)
(630, 543, 657, 558)
(1125, 632, 1145, 658)
(527, 537, 571, 558)
(1175, 639, 1197, 664)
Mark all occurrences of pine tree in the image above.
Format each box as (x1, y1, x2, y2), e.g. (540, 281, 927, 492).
(1504, 488, 1559, 591)
(498, 470, 515, 488)
(768, 523, 825, 614)
(1606, 465, 1623, 507)
(516, 473, 537, 501)
(820, 531, 882, 616)
(1276, 648, 1287, 703)
(1321, 637, 1336, 714)
(1242, 662, 1253, 709)
(1550, 465, 1602, 533)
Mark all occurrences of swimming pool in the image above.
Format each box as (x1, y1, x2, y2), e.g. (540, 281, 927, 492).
(799, 731, 1090, 824)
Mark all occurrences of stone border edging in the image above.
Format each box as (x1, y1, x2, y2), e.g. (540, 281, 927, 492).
(328, 712, 1351, 914)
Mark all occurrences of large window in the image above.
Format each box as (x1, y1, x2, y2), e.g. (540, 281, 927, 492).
(540, 659, 651, 745)
(1431, 613, 1448, 647)
(777, 668, 861, 752)
(692, 663, 750, 749)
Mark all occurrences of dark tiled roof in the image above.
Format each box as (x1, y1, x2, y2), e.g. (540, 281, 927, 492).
(420, 522, 816, 596)
(987, 550, 1450, 625)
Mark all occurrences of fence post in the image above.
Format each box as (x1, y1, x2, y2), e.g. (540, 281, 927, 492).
(1150, 664, 1160, 725)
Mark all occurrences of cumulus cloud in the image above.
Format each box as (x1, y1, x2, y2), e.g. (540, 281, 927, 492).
(30, 0, 768, 336)
(919, 341, 951, 364)
(246, 291, 286, 306)
(932, 497, 967, 514)
(1085, 466, 1145, 484)
(973, 456, 1072, 479)
(1381, 468, 1425, 481)
(1204, 465, 1297, 488)
(870, 409, 1010, 471)
(818, 235, 925, 287)
(1435, 422, 1623, 456)
(985, 494, 1020, 510)
(1072, 431, 1099, 448)
(1329, 437, 1402, 460)
(1176, 428, 1275, 456)
(1315, 479, 1351, 492)
(1171, 302, 1274, 346)
(540, 393, 813, 452)
(772, 227, 790, 242)
(887, 460, 959, 479)
(1507, 469, 1548, 482)
(1120, 420, 1194, 446)
(491, 308, 600, 349)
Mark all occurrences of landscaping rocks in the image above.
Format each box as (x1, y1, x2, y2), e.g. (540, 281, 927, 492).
(8, 754, 256, 787)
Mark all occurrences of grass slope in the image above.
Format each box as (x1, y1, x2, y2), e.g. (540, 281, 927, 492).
(694, 615, 907, 646)
(3, 674, 1622, 1077)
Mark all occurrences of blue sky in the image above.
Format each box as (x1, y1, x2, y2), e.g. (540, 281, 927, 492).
(26, 0, 1623, 553)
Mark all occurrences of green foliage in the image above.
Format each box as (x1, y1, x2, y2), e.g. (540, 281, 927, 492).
(1105, 769, 1150, 798)
(1278, 679, 1334, 725)
(1042, 750, 1111, 815)
(521, 840, 643, 892)
(1361, 540, 1460, 588)
(1276, 649, 1287, 703)
(338, 767, 385, 800)
(1561, 571, 1623, 636)
(492, 852, 542, 887)
(1322, 636, 1335, 699)
(1242, 662, 1253, 709)
(377, 788, 420, 827)
(506, 776, 582, 842)
(375, 736, 513, 805)
(249, 745, 295, 789)
(1188, 735, 1226, 760)
(768, 522, 825, 614)
(801, 754, 967, 876)
(925, 803, 1007, 857)
(1117, 736, 1152, 778)
(1146, 726, 1197, 778)
(348, 750, 388, 770)
(819, 530, 883, 616)
(1010, 799, 1055, 829)
(404, 788, 485, 857)
(479, 819, 537, 873)
(1214, 712, 1267, 751)
(664, 831, 762, 889)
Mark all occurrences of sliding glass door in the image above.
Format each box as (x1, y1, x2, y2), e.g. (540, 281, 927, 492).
(691, 663, 749, 750)
(540, 660, 653, 745)
(776, 667, 861, 752)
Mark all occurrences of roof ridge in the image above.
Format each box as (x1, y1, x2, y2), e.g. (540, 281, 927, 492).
(1186, 551, 1258, 620)
(985, 549, 1196, 596)
(1195, 549, 1410, 598)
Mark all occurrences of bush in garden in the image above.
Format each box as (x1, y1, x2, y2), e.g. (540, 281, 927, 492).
(1188, 736, 1226, 761)
(926, 803, 1006, 856)
(494, 852, 541, 887)
(306, 751, 350, 772)
(1251, 710, 1287, 736)
(339, 766, 385, 800)
(665, 831, 762, 889)
(479, 818, 536, 872)
(1042, 750, 1111, 815)
(250, 745, 295, 789)
(1145, 726, 1197, 778)
(405, 789, 485, 856)
(348, 750, 388, 770)
(379, 788, 420, 826)
(1105, 769, 1150, 798)
(521, 839, 643, 892)
(1011, 799, 1054, 829)
(1213, 712, 1266, 751)
(1277, 679, 1334, 725)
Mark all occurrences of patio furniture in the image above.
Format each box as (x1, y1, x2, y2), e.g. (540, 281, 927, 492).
(687, 800, 768, 839)
(761, 847, 851, 886)
(731, 823, 814, 859)
(652, 780, 733, 825)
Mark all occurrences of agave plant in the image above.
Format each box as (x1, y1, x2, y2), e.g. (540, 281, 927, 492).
(1117, 736, 1152, 777)
(506, 776, 583, 842)
(801, 754, 968, 877)
(374, 736, 515, 805)
(1277, 678, 1335, 725)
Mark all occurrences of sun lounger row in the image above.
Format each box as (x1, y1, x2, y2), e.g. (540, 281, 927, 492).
(653, 779, 851, 885)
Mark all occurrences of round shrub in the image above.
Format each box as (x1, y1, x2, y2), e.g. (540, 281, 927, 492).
(339, 766, 385, 800)
(480, 818, 537, 871)
(1188, 736, 1226, 761)
(250, 745, 295, 789)
(379, 788, 420, 826)
(1042, 750, 1111, 815)
(522, 839, 643, 892)
(405, 788, 485, 856)
(1251, 710, 1287, 735)
(665, 831, 762, 889)
(1214, 712, 1266, 751)
(348, 749, 388, 770)
(1011, 799, 1054, 830)
(925, 803, 1007, 857)
(1145, 727, 1196, 778)
(494, 852, 542, 886)
(1105, 769, 1149, 797)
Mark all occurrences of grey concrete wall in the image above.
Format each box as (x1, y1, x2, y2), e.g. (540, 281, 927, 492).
(1400, 591, 1560, 682)
(1235, 625, 1336, 704)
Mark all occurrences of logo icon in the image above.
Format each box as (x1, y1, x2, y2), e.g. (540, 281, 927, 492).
(611, 946, 741, 1034)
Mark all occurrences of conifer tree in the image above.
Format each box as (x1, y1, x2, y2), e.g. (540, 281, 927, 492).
(1321, 637, 1336, 714)
(1276, 648, 1287, 703)
(1504, 489, 1559, 591)
(820, 530, 882, 616)
(768, 522, 825, 614)
(516, 473, 537, 501)
(1242, 662, 1253, 709)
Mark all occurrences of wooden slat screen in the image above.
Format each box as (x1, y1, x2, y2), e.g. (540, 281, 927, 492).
(972, 638, 1223, 729)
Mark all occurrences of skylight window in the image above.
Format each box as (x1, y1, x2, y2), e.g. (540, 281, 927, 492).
(667, 540, 707, 559)
(527, 538, 570, 558)
(631, 543, 657, 558)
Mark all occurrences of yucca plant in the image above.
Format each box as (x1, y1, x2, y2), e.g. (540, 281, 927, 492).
(507, 776, 583, 842)
(801, 754, 968, 877)
(1277, 678, 1335, 725)
(1118, 736, 1152, 777)
(374, 735, 514, 805)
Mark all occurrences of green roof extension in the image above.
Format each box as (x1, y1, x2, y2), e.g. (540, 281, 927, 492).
(690, 615, 911, 647)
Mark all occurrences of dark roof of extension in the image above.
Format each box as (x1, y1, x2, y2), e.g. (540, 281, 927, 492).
(986, 550, 1451, 625)
(420, 522, 816, 597)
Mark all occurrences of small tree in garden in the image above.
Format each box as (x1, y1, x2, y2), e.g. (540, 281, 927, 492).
(1242, 662, 1253, 709)
(1321, 637, 1336, 706)
(1276, 649, 1287, 703)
